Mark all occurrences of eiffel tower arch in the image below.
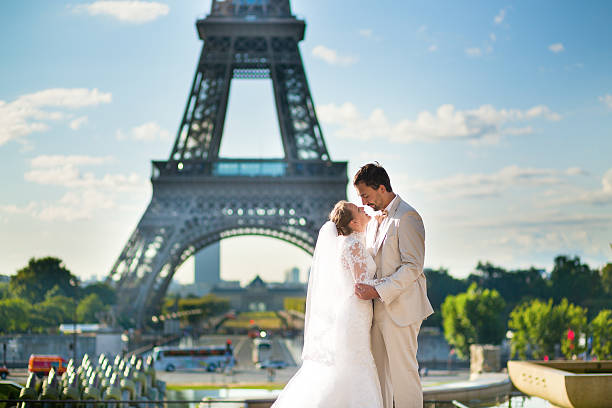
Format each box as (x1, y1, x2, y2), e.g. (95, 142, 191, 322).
(109, 0, 347, 327)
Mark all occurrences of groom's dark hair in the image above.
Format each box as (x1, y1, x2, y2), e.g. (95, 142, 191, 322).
(353, 162, 393, 192)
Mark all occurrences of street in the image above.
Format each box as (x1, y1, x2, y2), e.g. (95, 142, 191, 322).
(3, 334, 470, 389)
(156, 334, 299, 385)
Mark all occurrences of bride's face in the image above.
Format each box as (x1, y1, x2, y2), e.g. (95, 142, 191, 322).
(349, 203, 371, 232)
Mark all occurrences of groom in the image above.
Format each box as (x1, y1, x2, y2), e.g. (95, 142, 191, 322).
(354, 163, 433, 408)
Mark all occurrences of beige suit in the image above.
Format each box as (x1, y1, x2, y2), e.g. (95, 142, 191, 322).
(368, 195, 434, 408)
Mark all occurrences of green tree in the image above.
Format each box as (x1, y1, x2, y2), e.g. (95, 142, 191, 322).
(508, 298, 588, 359)
(425, 268, 468, 327)
(29, 295, 74, 331)
(77, 293, 106, 323)
(509, 299, 554, 359)
(590, 309, 612, 360)
(0, 298, 32, 333)
(600, 263, 612, 296)
(550, 255, 601, 305)
(81, 282, 117, 305)
(468, 262, 549, 311)
(0, 282, 9, 300)
(557, 300, 588, 359)
(10, 257, 79, 303)
(441, 283, 506, 358)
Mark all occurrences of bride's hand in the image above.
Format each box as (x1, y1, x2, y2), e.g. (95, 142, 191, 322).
(354, 283, 380, 300)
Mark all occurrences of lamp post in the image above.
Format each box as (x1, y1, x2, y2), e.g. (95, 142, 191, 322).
(69, 279, 78, 363)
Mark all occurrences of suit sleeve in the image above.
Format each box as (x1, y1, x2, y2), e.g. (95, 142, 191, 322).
(374, 211, 425, 304)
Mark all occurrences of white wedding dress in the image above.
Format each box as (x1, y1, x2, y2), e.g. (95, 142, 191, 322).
(272, 222, 383, 408)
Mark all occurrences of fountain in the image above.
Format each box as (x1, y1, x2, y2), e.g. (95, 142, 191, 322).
(508, 360, 612, 408)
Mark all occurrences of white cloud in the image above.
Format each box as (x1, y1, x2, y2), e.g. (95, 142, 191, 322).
(565, 167, 588, 176)
(312, 45, 357, 67)
(408, 165, 581, 199)
(0, 203, 38, 216)
(604, 169, 612, 192)
(358, 29, 373, 38)
(482, 222, 609, 258)
(569, 169, 612, 205)
(317, 102, 562, 144)
(548, 43, 564, 53)
(428, 44, 438, 52)
(465, 47, 482, 57)
(116, 121, 171, 142)
(465, 212, 612, 230)
(534, 168, 612, 207)
(69, 116, 88, 130)
(38, 190, 116, 221)
(599, 94, 612, 109)
(0, 154, 148, 221)
(503, 126, 533, 135)
(25, 154, 142, 191)
(0, 190, 116, 222)
(489, 33, 497, 42)
(0, 88, 111, 146)
(494, 9, 506, 24)
(602, 169, 612, 193)
(524, 105, 562, 121)
(31, 154, 112, 168)
(74, 1, 169, 23)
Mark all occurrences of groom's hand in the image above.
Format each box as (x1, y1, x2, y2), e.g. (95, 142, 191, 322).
(355, 283, 380, 300)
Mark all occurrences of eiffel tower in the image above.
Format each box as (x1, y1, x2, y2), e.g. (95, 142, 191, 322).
(109, 0, 347, 327)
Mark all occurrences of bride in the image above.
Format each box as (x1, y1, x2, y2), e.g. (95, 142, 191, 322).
(272, 201, 384, 408)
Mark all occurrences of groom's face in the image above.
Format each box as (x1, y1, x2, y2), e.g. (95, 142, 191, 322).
(355, 182, 385, 211)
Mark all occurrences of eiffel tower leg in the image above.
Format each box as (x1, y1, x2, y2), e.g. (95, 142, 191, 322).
(171, 37, 234, 162)
(270, 38, 329, 161)
(109, 207, 178, 326)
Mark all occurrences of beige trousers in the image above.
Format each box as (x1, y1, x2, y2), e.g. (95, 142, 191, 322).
(371, 304, 422, 408)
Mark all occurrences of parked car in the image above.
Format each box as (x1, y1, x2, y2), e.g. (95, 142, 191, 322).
(0, 366, 9, 380)
(28, 355, 68, 378)
(255, 360, 288, 369)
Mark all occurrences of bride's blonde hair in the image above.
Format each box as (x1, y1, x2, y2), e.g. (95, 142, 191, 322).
(329, 200, 354, 236)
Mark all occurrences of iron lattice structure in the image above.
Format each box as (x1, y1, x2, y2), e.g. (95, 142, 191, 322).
(109, 0, 347, 327)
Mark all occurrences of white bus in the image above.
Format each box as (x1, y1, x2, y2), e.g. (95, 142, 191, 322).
(152, 345, 236, 372)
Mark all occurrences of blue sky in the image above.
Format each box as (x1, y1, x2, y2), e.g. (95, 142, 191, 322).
(1, 0, 611, 285)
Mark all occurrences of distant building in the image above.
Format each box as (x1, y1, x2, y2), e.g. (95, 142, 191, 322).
(195, 242, 221, 285)
(284, 267, 300, 283)
(215, 280, 241, 289)
(211, 275, 306, 312)
(169, 242, 222, 297)
(167, 279, 242, 298)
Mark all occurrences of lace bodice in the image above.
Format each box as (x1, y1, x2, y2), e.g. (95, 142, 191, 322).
(339, 232, 377, 284)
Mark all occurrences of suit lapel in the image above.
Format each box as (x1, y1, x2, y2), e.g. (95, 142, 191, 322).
(373, 195, 402, 256)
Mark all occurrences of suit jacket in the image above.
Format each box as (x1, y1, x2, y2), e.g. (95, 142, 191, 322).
(368, 195, 434, 327)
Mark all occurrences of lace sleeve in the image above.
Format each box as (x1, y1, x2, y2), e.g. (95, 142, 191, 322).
(340, 237, 369, 283)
